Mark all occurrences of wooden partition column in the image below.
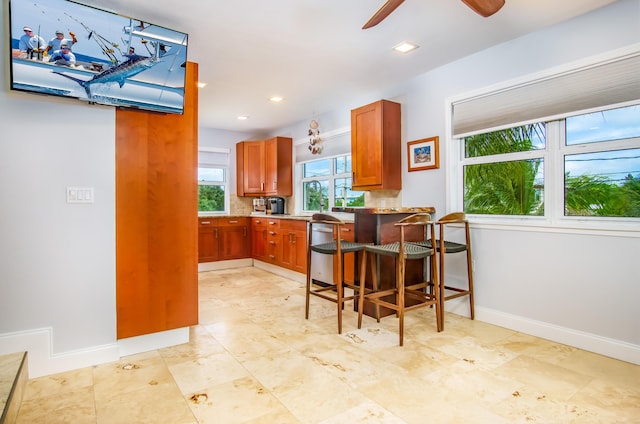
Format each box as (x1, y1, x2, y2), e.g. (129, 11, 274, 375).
(115, 62, 199, 339)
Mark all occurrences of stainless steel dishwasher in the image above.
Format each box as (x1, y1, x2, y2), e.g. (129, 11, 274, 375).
(308, 223, 334, 284)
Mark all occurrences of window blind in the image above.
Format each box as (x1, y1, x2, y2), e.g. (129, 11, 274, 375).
(452, 52, 640, 137)
(198, 148, 229, 167)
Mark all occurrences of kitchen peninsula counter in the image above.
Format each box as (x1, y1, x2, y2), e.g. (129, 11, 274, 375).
(341, 206, 436, 317)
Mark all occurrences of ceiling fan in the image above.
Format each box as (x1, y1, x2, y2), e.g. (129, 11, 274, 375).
(362, 0, 506, 29)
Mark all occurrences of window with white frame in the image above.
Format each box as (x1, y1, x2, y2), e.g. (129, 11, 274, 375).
(198, 148, 229, 214)
(450, 50, 640, 226)
(459, 105, 640, 219)
(300, 154, 365, 212)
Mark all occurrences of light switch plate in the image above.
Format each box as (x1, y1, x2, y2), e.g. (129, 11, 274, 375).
(67, 187, 94, 204)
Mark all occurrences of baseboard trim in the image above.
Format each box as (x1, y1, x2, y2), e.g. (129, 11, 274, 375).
(476, 306, 640, 365)
(118, 327, 189, 357)
(0, 328, 119, 378)
(198, 258, 253, 272)
(252, 260, 305, 283)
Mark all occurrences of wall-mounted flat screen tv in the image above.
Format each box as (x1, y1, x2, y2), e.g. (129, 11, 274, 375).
(8, 0, 188, 114)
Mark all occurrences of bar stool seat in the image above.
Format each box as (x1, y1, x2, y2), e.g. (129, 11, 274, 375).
(357, 213, 442, 346)
(305, 213, 369, 334)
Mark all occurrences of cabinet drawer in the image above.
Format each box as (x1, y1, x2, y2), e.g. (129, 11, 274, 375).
(218, 217, 248, 227)
(339, 224, 354, 241)
(198, 218, 218, 228)
(252, 217, 268, 228)
(279, 219, 307, 232)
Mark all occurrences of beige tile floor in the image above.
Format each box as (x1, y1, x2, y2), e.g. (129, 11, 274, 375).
(15, 267, 640, 423)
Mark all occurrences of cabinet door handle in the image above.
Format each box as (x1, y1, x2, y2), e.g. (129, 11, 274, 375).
(255, 220, 262, 224)
(269, 231, 276, 235)
(261, 182, 265, 191)
(341, 228, 351, 233)
(200, 221, 211, 225)
(228, 220, 238, 224)
(268, 221, 276, 225)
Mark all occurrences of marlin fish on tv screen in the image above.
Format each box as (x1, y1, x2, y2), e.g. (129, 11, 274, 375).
(9, 0, 188, 114)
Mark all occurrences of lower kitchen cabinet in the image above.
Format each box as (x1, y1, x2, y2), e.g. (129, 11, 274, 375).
(198, 217, 250, 262)
(199, 216, 310, 273)
(251, 217, 268, 261)
(218, 217, 250, 260)
(336, 223, 356, 284)
(279, 219, 307, 273)
(265, 218, 281, 264)
(198, 218, 219, 263)
(250, 217, 308, 273)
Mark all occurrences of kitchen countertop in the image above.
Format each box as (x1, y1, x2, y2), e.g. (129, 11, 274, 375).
(198, 212, 355, 223)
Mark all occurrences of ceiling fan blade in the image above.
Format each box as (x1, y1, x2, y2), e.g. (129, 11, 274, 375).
(362, 0, 406, 29)
(461, 0, 505, 17)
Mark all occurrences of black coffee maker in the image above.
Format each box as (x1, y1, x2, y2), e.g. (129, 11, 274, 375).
(268, 197, 285, 214)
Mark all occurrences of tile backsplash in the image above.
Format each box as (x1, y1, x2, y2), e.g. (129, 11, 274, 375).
(230, 190, 401, 215)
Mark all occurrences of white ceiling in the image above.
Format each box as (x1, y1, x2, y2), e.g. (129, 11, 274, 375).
(81, 0, 619, 133)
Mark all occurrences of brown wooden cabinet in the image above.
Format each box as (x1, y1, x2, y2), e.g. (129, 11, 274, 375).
(115, 62, 198, 340)
(265, 219, 281, 264)
(198, 218, 219, 263)
(251, 217, 268, 261)
(252, 217, 308, 274)
(198, 217, 250, 262)
(351, 99, 402, 191)
(236, 136, 293, 197)
(335, 223, 356, 285)
(279, 219, 307, 273)
(218, 217, 250, 260)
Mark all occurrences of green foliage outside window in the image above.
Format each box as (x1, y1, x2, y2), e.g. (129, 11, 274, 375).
(565, 173, 640, 217)
(464, 124, 544, 215)
(198, 185, 225, 212)
(463, 119, 640, 218)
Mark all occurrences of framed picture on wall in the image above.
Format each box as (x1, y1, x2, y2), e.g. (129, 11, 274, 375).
(407, 136, 439, 171)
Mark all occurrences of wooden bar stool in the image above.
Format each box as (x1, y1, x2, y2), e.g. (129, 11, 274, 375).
(305, 213, 369, 334)
(412, 212, 474, 327)
(357, 213, 442, 346)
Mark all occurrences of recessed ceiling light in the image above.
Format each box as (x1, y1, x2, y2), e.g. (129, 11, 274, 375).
(393, 42, 419, 54)
(237, 115, 249, 120)
(197, 82, 207, 88)
(269, 96, 284, 103)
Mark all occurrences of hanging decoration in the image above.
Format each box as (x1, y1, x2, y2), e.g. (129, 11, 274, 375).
(308, 119, 323, 155)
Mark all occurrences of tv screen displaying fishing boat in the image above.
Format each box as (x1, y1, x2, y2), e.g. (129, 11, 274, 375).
(8, 0, 188, 114)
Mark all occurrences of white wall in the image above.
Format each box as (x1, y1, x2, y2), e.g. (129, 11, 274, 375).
(0, 1, 118, 376)
(275, 0, 640, 364)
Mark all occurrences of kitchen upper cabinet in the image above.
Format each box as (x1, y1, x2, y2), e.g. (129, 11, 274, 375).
(239, 141, 266, 195)
(236, 136, 293, 197)
(351, 99, 401, 191)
